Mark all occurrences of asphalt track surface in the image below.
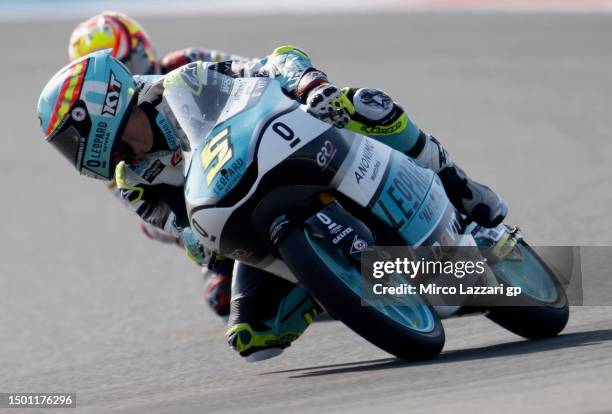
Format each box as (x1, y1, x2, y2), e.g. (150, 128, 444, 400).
(1, 12, 612, 414)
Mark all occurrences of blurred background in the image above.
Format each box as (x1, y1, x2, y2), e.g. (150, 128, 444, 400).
(1, 1, 611, 412)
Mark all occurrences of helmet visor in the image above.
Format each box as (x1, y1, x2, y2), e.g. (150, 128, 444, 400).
(122, 44, 157, 75)
(45, 108, 119, 181)
(45, 114, 91, 174)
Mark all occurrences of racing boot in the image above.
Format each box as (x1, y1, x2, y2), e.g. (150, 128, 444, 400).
(226, 264, 322, 362)
(413, 134, 508, 227)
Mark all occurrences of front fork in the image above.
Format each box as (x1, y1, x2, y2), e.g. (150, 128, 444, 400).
(268, 194, 375, 264)
(304, 197, 376, 263)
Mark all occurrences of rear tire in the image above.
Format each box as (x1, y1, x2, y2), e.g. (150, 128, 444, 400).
(278, 227, 445, 361)
(487, 305, 569, 339)
(486, 242, 569, 339)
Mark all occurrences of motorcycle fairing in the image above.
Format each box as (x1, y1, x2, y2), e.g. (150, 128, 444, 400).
(184, 78, 290, 205)
(185, 101, 331, 253)
(164, 68, 455, 269)
(328, 133, 452, 247)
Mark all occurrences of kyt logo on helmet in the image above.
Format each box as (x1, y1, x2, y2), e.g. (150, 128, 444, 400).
(102, 72, 123, 117)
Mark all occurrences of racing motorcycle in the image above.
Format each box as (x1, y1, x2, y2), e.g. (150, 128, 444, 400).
(163, 62, 569, 361)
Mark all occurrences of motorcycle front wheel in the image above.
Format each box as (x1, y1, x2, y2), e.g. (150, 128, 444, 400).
(277, 226, 445, 361)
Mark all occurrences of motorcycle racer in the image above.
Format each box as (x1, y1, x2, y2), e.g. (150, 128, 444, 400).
(68, 11, 252, 316)
(37, 45, 507, 361)
(68, 11, 248, 75)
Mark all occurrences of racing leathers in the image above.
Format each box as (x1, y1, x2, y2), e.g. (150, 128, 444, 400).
(109, 47, 250, 316)
(114, 45, 507, 360)
(302, 82, 508, 228)
(118, 45, 250, 235)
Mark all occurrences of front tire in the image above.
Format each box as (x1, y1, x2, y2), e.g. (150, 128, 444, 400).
(277, 227, 445, 361)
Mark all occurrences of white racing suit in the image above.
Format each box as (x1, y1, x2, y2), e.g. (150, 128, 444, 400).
(108, 47, 252, 316)
(115, 46, 251, 242)
(114, 45, 507, 361)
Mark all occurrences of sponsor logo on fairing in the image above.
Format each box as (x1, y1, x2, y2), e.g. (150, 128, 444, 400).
(376, 159, 430, 230)
(351, 141, 380, 185)
(332, 226, 353, 244)
(329, 223, 343, 235)
(354, 140, 374, 184)
(350, 235, 368, 254)
(418, 203, 459, 247)
(316, 212, 354, 244)
(213, 158, 245, 194)
(220, 77, 232, 94)
(372, 161, 382, 179)
(335, 136, 391, 207)
(316, 140, 336, 169)
(101, 71, 122, 117)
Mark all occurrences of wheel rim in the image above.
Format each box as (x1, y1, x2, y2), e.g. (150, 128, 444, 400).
(304, 230, 435, 333)
(487, 241, 558, 303)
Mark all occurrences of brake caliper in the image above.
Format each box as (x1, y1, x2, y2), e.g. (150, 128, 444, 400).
(480, 225, 522, 263)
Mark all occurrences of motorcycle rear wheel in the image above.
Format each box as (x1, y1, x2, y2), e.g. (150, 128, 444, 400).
(486, 241, 569, 339)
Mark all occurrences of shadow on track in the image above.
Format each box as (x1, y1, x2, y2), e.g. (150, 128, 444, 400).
(260, 328, 612, 378)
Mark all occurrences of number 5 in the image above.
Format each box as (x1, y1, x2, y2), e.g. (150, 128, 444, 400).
(201, 128, 232, 185)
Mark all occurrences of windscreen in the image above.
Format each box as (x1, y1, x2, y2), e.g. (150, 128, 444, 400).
(163, 63, 234, 149)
